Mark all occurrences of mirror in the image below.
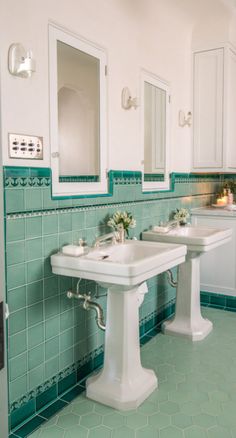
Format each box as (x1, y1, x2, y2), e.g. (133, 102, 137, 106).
(49, 24, 108, 196)
(141, 70, 170, 192)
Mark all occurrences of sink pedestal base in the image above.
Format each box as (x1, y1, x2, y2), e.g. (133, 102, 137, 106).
(162, 253, 213, 341)
(86, 285, 157, 410)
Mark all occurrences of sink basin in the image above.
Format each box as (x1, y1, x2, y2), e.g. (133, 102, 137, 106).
(143, 225, 232, 252)
(51, 240, 186, 411)
(51, 240, 187, 287)
(142, 225, 232, 341)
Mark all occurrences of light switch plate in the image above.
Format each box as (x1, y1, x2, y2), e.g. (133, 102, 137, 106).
(9, 133, 43, 159)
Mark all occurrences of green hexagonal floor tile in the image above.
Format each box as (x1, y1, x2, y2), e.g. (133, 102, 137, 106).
(112, 426, 135, 438)
(126, 412, 147, 429)
(56, 413, 80, 429)
(184, 425, 208, 438)
(88, 425, 112, 438)
(80, 412, 102, 428)
(149, 412, 171, 429)
(159, 401, 180, 415)
(171, 413, 192, 429)
(208, 425, 232, 438)
(192, 413, 217, 428)
(103, 412, 126, 428)
(160, 426, 184, 438)
(64, 425, 88, 438)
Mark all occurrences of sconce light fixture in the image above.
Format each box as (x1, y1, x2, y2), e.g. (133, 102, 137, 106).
(8, 43, 36, 78)
(121, 87, 139, 110)
(178, 110, 192, 127)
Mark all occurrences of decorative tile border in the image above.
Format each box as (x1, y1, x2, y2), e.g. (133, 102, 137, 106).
(59, 175, 99, 183)
(5, 177, 51, 188)
(4, 166, 225, 189)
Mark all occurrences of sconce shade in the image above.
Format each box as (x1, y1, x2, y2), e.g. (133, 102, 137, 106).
(8, 43, 36, 78)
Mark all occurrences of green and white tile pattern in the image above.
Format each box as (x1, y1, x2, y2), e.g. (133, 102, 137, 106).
(26, 307, 236, 438)
(5, 166, 222, 431)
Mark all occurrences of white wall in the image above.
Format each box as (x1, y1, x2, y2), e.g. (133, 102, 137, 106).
(0, 0, 234, 173)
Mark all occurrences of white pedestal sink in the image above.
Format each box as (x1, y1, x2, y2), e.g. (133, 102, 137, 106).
(51, 240, 186, 410)
(142, 225, 232, 341)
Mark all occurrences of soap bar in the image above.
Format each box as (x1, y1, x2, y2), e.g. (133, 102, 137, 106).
(62, 245, 85, 256)
(152, 226, 170, 234)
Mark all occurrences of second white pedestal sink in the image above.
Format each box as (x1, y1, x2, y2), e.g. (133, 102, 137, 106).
(51, 240, 186, 410)
(142, 225, 232, 341)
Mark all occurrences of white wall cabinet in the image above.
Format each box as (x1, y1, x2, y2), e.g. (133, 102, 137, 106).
(192, 208, 236, 297)
(192, 45, 236, 172)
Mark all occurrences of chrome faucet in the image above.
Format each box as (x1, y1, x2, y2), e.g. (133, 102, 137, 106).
(161, 220, 179, 231)
(94, 232, 119, 248)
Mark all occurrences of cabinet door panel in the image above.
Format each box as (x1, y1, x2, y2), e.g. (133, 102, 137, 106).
(192, 215, 236, 296)
(193, 49, 224, 169)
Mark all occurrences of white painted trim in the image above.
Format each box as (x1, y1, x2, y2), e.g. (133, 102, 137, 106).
(0, 60, 9, 438)
(48, 23, 108, 197)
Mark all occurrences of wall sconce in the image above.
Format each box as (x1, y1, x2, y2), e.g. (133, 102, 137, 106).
(121, 87, 139, 110)
(8, 43, 36, 78)
(178, 110, 192, 127)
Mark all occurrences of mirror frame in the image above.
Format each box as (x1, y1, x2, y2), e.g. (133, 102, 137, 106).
(49, 23, 108, 197)
(140, 69, 170, 192)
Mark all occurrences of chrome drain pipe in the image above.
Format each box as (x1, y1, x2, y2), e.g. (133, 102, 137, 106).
(67, 290, 106, 331)
(166, 269, 177, 288)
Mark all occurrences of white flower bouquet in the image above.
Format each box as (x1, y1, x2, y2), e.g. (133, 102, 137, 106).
(173, 208, 190, 225)
(107, 211, 136, 236)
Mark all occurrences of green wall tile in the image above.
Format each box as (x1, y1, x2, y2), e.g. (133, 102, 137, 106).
(36, 384, 57, 411)
(26, 238, 42, 261)
(45, 316, 60, 340)
(5, 188, 25, 214)
(60, 309, 74, 331)
(28, 323, 44, 349)
(27, 260, 43, 283)
(7, 264, 26, 289)
(10, 398, 35, 430)
(9, 374, 27, 402)
(45, 336, 59, 361)
(9, 308, 26, 335)
(28, 344, 44, 370)
(26, 216, 42, 239)
(59, 232, 73, 248)
(44, 276, 59, 299)
(44, 296, 60, 319)
(7, 241, 25, 266)
(43, 235, 59, 257)
(9, 352, 27, 381)
(43, 214, 58, 235)
(59, 213, 72, 232)
(28, 364, 44, 391)
(7, 218, 25, 242)
(45, 356, 59, 380)
(25, 188, 42, 211)
(60, 328, 74, 352)
(27, 302, 43, 327)
(59, 347, 74, 369)
(42, 187, 58, 209)
(72, 211, 85, 230)
(27, 281, 43, 306)
(8, 331, 27, 359)
(8, 286, 26, 312)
